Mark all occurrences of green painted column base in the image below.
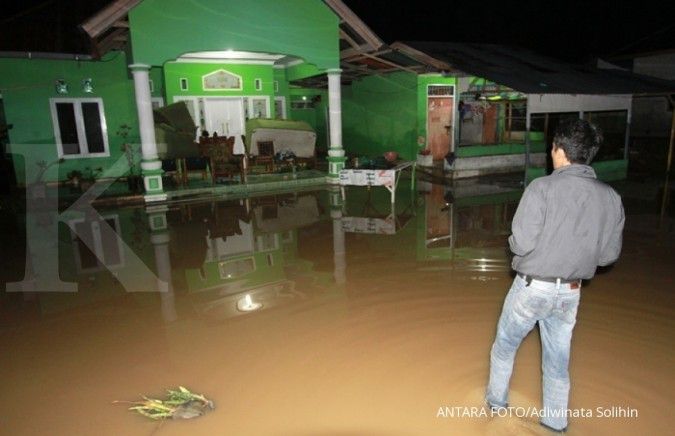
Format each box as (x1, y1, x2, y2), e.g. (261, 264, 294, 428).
(142, 168, 164, 194)
(142, 163, 166, 202)
(327, 155, 347, 180)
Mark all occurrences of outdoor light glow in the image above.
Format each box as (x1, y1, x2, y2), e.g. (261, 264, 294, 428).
(237, 294, 262, 312)
(302, 96, 307, 101)
(82, 78, 93, 93)
(55, 79, 68, 94)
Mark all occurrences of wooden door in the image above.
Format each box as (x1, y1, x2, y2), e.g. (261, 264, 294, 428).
(427, 97, 454, 160)
(482, 104, 498, 144)
(426, 183, 451, 248)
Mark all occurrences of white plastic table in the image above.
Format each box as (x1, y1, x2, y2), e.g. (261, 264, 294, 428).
(339, 160, 416, 203)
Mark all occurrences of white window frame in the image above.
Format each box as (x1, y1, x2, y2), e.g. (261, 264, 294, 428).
(254, 78, 262, 91)
(218, 256, 256, 279)
(256, 233, 279, 252)
(180, 78, 189, 91)
(69, 214, 125, 274)
(246, 96, 270, 119)
(50, 97, 110, 159)
(274, 96, 287, 119)
(151, 97, 165, 109)
(202, 69, 243, 91)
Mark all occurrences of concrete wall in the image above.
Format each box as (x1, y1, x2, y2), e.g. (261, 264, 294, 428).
(342, 71, 419, 160)
(630, 54, 675, 139)
(450, 152, 546, 179)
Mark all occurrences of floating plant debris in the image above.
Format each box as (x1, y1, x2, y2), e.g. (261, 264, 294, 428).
(116, 386, 215, 420)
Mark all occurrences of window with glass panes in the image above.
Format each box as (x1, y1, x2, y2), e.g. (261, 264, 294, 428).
(50, 98, 109, 158)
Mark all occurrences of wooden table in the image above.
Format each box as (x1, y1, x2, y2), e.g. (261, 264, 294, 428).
(339, 160, 416, 203)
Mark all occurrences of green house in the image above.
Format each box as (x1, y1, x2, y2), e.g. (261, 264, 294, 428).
(338, 41, 674, 182)
(4, 1, 669, 203)
(1, 0, 370, 201)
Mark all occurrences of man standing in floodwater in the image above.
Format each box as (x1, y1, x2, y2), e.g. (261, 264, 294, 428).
(485, 119, 625, 432)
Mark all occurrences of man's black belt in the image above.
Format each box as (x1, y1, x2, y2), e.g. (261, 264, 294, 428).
(518, 273, 580, 286)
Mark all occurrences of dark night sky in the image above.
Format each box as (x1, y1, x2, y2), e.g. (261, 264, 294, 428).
(2, 0, 674, 62)
(342, 0, 675, 62)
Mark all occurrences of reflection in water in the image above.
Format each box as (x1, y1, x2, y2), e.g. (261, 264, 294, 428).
(420, 180, 519, 275)
(1, 178, 673, 435)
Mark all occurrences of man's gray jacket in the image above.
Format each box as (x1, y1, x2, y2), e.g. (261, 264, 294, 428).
(509, 164, 624, 280)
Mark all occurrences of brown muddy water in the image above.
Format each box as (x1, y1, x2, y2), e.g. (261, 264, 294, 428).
(1, 178, 673, 435)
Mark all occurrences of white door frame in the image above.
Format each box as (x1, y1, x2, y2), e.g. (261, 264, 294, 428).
(173, 96, 246, 138)
(202, 96, 245, 137)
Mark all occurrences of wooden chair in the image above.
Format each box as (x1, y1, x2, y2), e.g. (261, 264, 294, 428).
(256, 140, 275, 173)
(207, 136, 241, 184)
(173, 141, 208, 185)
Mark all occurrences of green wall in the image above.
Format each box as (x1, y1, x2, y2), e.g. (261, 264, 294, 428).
(165, 62, 274, 100)
(128, 0, 340, 69)
(526, 159, 629, 182)
(0, 52, 161, 185)
(164, 61, 284, 123)
(456, 139, 546, 157)
(342, 71, 419, 160)
(274, 68, 290, 118)
(288, 87, 328, 152)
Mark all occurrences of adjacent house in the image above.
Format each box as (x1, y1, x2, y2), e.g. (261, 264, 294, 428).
(340, 41, 675, 181)
(598, 41, 675, 174)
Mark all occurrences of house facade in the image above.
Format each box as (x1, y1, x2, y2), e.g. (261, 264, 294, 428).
(1, 0, 348, 201)
(338, 42, 675, 182)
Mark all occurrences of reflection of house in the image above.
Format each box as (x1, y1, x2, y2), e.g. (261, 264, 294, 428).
(417, 180, 521, 271)
(180, 194, 323, 321)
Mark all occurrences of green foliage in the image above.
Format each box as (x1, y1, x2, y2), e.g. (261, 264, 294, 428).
(118, 386, 214, 421)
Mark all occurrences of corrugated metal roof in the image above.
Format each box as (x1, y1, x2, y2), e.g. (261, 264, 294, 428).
(401, 42, 675, 94)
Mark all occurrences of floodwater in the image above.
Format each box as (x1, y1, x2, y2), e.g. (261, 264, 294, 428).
(0, 177, 673, 435)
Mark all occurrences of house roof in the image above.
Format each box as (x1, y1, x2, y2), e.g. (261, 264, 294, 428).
(394, 41, 675, 95)
(79, 0, 138, 57)
(79, 0, 443, 86)
(604, 25, 675, 61)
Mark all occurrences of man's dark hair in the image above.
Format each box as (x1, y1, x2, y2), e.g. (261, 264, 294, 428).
(552, 119, 603, 164)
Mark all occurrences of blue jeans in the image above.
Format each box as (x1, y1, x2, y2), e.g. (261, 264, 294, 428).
(486, 274, 581, 430)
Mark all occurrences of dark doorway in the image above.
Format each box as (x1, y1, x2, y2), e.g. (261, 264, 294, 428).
(0, 97, 16, 194)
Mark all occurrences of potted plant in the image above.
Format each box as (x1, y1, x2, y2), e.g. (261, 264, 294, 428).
(66, 169, 83, 189)
(78, 166, 102, 192)
(118, 124, 143, 193)
(417, 148, 433, 167)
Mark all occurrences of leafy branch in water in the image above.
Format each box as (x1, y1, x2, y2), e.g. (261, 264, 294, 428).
(115, 386, 215, 420)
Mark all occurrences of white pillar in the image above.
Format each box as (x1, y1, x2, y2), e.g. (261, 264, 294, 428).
(130, 63, 166, 201)
(326, 68, 346, 182)
(332, 215, 346, 285)
(330, 186, 346, 284)
(148, 207, 176, 323)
